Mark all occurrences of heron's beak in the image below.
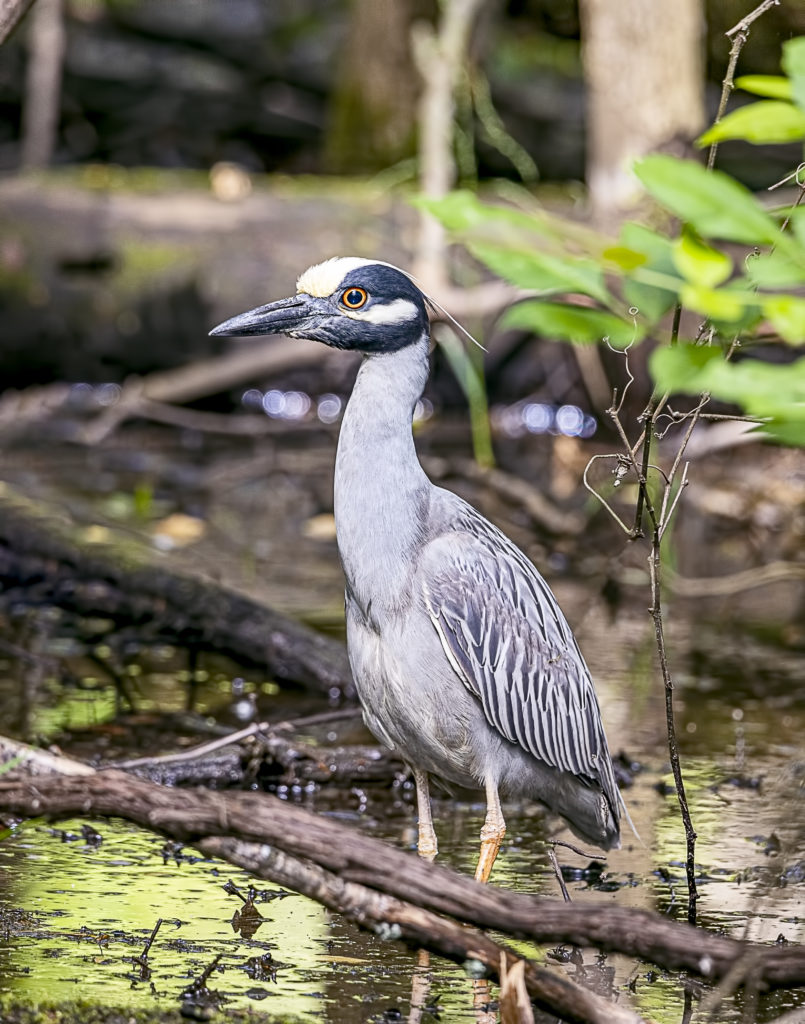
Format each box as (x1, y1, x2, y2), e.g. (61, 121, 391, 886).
(209, 293, 324, 337)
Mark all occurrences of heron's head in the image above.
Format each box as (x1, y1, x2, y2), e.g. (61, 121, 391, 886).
(210, 257, 429, 354)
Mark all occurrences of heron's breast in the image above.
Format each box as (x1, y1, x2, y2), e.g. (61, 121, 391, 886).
(345, 602, 484, 782)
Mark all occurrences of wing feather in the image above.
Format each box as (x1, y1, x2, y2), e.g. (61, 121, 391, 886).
(421, 504, 619, 818)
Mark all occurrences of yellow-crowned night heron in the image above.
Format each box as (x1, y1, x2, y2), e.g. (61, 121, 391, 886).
(211, 257, 621, 881)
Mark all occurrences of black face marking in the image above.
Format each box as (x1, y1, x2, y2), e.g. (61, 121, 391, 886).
(328, 264, 429, 354)
(210, 263, 430, 354)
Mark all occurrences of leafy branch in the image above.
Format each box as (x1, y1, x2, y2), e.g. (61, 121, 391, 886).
(421, 17, 805, 932)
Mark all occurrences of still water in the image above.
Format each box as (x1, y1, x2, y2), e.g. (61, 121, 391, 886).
(0, 426, 803, 1021)
(0, 609, 803, 1023)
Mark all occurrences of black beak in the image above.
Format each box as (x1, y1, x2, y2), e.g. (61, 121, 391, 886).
(209, 294, 322, 337)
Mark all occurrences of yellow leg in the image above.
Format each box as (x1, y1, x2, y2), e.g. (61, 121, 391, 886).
(474, 778, 506, 883)
(413, 767, 437, 861)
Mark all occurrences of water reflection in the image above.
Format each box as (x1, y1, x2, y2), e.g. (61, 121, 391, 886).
(0, 599, 804, 1020)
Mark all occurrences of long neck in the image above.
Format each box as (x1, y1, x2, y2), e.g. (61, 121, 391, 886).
(334, 333, 431, 615)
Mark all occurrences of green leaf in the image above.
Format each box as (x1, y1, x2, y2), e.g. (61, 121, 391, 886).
(782, 36, 805, 113)
(762, 295, 805, 344)
(619, 222, 680, 322)
(697, 101, 805, 146)
(672, 229, 732, 287)
(469, 240, 611, 305)
(746, 248, 805, 289)
(415, 190, 513, 232)
(634, 155, 783, 246)
(603, 245, 647, 272)
(503, 300, 643, 348)
(790, 207, 805, 249)
(735, 75, 793, 100)
(620, 222, 675, 262)
(650, 345, 805, 446)
(680, 283, 746, 322)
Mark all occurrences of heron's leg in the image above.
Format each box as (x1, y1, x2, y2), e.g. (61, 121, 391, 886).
(413, 767, 437, 861)
(474, 778, 506, 883)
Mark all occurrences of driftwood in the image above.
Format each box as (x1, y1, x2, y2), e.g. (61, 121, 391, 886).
(2, 769, 804, 994)
(0, 734, 95, 777)
(0, 485, 354, 699)
(111, 712, 402, 788)
(201, 836, 643, 1024)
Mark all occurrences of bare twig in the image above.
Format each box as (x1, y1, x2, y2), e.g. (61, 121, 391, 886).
(136, 917, 162, 965)
(548, 847, 572, 903)
(583, 454, 634, 535)
(725, 0, 780, 37)
(631, 407, 655, 537)
(658, 461, 690, 540)
(649, 517, 698, 926)
(110, 709, 361, 770)
(551, 839, 606, 861)
(708, 0, 780, 170)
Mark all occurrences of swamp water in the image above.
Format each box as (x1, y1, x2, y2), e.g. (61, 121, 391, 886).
(0, 429, 803, 1022)
(0, 614, 803, 1024)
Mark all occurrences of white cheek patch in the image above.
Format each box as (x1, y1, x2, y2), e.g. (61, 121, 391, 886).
(296, 257, 374, 298)
(345, 299, 420, 325)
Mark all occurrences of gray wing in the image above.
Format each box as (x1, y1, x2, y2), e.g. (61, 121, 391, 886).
(421, 503, 619, 815)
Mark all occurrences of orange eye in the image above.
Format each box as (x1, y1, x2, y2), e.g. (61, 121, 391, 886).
(341, 287, 368, 309)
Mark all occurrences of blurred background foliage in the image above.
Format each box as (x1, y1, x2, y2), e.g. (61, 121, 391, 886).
(0, 0, 804, 448)
(0, 0, 803, 180)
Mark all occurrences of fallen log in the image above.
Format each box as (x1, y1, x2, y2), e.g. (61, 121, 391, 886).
(0, 484, 354, 698)
(112, 713, 402, 788)
(1, 770, 803, 991)
(201, 836, 645, 1024)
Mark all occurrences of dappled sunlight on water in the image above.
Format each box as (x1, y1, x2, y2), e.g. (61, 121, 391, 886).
(0, 540, 803, 1020)
(1, 682, 803, 1023)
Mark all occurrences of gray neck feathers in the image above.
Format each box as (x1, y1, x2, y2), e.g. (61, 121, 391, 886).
(334, 333, 431, 617)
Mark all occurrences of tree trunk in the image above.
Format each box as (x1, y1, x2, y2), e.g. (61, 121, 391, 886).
(580, 0, 705, 221)
(20, 0, 65, 167)
(324, 0, 435, 173)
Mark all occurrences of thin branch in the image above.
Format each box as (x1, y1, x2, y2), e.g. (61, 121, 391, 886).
(583, 455, 634, 535)
(725, 0, 780, 37)
(658, 462, 690, 542)
(551, 839, 606, 861)
(649, 527, 698, 926)
(608, 406, 658, 532)
(605, 337, 636, 417)
(631, 412, 654, 537)
(658, 396, 708, 531)
(708, 0, 780, 170)
(666, 560, 805, 598)
(548, 847, 572, 903)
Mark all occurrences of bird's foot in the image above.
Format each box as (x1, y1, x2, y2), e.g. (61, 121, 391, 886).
(474, 826, 505, 884)
(417, 835, 438, 862)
